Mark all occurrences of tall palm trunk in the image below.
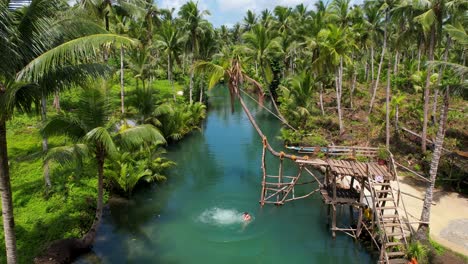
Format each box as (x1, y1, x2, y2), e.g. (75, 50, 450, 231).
(369, 10, 388, 114)
(319, 83, 325, 116)
(416, 87, 449, 241)
(53, 91, 60, 112)
(168, 53, 176, 101)
(336, 57, 344, 134)
(386, 57, 392, 147)
(0, 117, 18, 264)
(394, 50, 399, 76)
(422, 26, 436, 153)
(417, 40, 422, 71)
(189, 37, 196, 104)
(81, 149, 105, 246)
(350, 69, 357, 109)
(41, 94, 51, 188)
(199, 74, 204, 103)
(120, 46, 125, 114)
(432, 37, 451, 124)
(370, 46, 375, 87)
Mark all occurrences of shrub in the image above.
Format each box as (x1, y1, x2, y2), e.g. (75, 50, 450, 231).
(407, 241, 428, 263)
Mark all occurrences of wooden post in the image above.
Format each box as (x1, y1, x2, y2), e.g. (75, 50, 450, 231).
(332, 204, 337, 239)
(356, 177, 365, 237)
(333, 173, 337, 201)
(278, 158, 283, 203)
(260, 143, 267, 206)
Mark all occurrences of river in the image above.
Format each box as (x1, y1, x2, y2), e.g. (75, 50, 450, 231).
(76, 87, 374, 263)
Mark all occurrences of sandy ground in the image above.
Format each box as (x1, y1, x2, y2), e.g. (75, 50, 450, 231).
(392, 176, 468, 257)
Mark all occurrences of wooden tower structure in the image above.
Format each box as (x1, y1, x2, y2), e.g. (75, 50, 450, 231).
(259, 145, 410, 264)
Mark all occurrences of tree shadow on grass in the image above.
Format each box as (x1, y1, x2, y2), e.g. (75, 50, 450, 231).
(15, 195, 95, 263)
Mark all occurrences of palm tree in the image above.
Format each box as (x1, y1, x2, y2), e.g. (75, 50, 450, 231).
(415, 19, 468, 240)
(179, 0, 210, 104)
(280, 71, 316, 129)
(243, 10, 257, 31)
(0, 6, 138, 262)
(42, 87, 165, 249)
(156, 21, 185, 101)
(315, 25, 354, 134)
(368, 1, 390, 114)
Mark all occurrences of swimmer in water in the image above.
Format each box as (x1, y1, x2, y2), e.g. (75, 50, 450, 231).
(242, 212, 252, 221)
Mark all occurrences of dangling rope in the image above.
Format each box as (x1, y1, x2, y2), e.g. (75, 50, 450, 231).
(240, 89, 297, 132)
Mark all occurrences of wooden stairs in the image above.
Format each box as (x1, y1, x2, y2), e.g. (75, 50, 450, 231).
(369, 179, 408, 264)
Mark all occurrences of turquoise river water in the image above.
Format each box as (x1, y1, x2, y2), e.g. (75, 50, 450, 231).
(76, 88, 374, 263)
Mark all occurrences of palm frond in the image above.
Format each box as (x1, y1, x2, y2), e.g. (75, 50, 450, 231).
(17, 34, 140, 81)
(38, 63, 112, 96)
(117, 124, 166, 150)
(193, 60, 225, 89)
(444, 24, 468, 46)
(45, 144, 89, 167)
(85, 127, 117, 156)
(414, 9, 435, 33)
(0, 81, 40, 119)
(427, 61, 468, 77)
(41, 114, 87, 141)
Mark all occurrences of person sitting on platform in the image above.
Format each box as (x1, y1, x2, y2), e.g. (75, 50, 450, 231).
(364, 205, 372, 222)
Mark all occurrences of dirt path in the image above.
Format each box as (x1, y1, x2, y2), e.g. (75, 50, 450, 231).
(393, 176, 468, 257)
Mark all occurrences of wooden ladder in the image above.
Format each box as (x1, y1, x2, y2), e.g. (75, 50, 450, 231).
(369, 178, 408, 264)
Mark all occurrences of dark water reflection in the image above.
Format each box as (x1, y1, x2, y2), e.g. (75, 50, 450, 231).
(75, 87, 373, 264)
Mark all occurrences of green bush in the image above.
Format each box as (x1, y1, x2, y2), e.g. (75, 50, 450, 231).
(407, 241, 428, 263)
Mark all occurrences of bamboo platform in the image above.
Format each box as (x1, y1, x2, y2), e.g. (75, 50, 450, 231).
(259, 145, 409, 264)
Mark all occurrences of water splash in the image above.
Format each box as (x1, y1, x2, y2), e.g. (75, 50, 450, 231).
(198, 207, 249, 226)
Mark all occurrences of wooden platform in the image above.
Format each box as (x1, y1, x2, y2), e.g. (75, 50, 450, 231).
(319, 187, 364, 206)
(327, 160, 393, 180)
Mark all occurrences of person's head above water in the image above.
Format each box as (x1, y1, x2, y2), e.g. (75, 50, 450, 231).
(242, 212, 251, 221)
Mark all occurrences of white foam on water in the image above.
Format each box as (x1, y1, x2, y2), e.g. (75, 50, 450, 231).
(198, 207, 246, 226)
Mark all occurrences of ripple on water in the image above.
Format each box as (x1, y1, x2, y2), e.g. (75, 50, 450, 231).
(193, 207, 262, 243)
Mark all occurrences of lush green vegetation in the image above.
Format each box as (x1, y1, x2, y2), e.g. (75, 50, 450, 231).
(0, 0, 466, 263)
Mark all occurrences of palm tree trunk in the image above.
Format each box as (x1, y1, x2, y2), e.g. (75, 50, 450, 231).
(369, 11, 388, 114)
(365, 61, 369, 81)
(189, 38, 196, 104)
(417, 40, 422, 72)
(433, 37, 451, 125)
(81, 150, 105, 246)
(350, 70, 357, 109)
(422, 26, 436, 153)
(336, 58, 344, 134)
(319, 83, 325, 116)
(395, 104, 399, 132)
(168, 54, 176, 101)
(394, 50, 399, 76)
(386, 57, 392, 148)
(53, 91, 60, 112)
(370, 46, 375, 87)
(0, 116, 18, 264)
(416, 87, 449, 242)
(41, 94, 52, 189)
(120, 46, 125, 114)
(199, 74, 204, 103)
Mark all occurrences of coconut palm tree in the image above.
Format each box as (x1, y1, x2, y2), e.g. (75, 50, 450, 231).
(42, 87, 165, 249)
(280, 71, 317, 129)
(179, 0, 210, 104)
(156, 21, 185, 101)
(315, 24, 354, 135)
(243, 10, 257, 31)
(415, 19, 468, 240)
(0, 3, 138, 261)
